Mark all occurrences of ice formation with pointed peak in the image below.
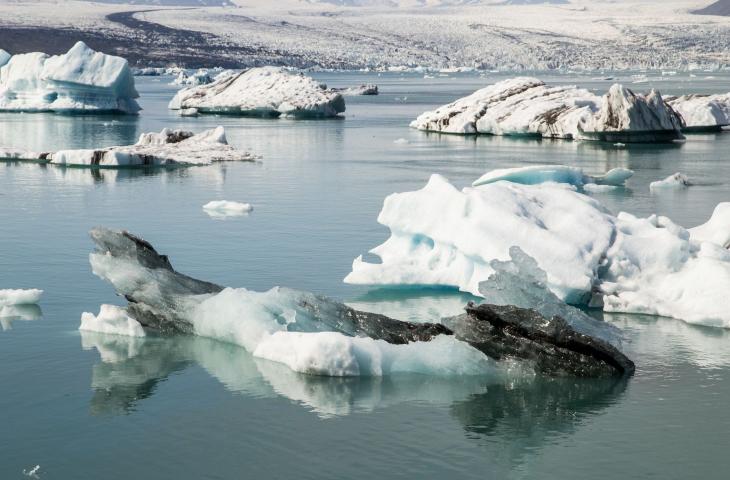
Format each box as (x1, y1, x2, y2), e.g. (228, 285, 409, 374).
(203, 200, 253, 218)
(0, 41, 140, 114)
(169, 66, 346, 118)
(666, 93, 730, 131)
(411, 78, 684, 142)
(689, 203, 730, 249)
(649, 172, 690, 190)
(0, 289, 43, 307)
(4, 127, 255, 167)
(472, 165, 633, 188)
(346, 174, 730, 328)
(172, 68, 213, 86)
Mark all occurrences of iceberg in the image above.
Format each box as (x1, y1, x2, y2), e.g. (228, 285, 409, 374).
(4, 126, 255, 167)
(347, 175, 730, 328)
(0, 41, 140, 114)
(83, 227, 633, 377)
(172, 68, 213, 86)
(579, 84, 683, 142)
(665, 93, 730, 131)
(411, 78, 683, 142)
(334, 84, 379, 96)
(0, 288, 42, 307)
(649, 172, 690, 190)
(169, 67, 346, 118)
(203, 200, 253, 218)
(472, 165, 633, 188)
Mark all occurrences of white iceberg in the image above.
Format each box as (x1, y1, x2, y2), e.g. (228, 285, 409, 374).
(11, 126, 255, 167)
(0, 288, 42, 307)
(79, 304, 146, 338)
(411, 78, 683, 142)
(169, 66, 346, 118)
(472, 165, 633, 188)
(346, 175, 730, 328)
(649, 172, 690, 191)
(0, 41, 140, 114)
(665, 93, 730, 131)
(203, 200, 253, 218)
(335, 84, 378, 96)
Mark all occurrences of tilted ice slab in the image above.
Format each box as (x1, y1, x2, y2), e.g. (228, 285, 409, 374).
(346, 175, 730, 328)
(665, 93, 730, 131)
(84, 228, 632, 377)
(169, 66, 346, 118)
(411, 78, 684, 142)
(0, 289, 43, 307)
(5, 126, 255, 167)
(472, 165, 633, 188)
(0, 41, 140, 114)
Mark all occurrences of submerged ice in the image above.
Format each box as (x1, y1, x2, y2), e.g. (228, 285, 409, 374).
(472, 165, 633, 188)
(347, 175, 730, 328)
(0, 41, 139, 114)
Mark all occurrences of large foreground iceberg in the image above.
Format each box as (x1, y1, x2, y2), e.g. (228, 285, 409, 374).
(169, 67, 345, 118)
(411, 78, 683, 142)
(1, 127, 255, 167)
(0, 42, 140, 114)
(346, 175, 730, 328)
(82, 227, 633, 377)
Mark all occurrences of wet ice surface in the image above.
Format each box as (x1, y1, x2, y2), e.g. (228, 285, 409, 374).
(2, 72, 730, 479)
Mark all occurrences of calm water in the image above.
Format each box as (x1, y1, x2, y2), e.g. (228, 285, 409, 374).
(1, 72, 730, 479)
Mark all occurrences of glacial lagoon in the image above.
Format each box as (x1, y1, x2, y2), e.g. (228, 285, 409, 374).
(2, 72, 730, 479)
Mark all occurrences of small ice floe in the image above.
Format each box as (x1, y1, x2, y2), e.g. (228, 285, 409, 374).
(649, 172, 691, 191)
(6, 127, 256, 167)
(582, 183, 619, 193)
(613, 142, 626, 147)
(169, 67, 345, 118)
(179, 108, 199, 117)
(80, 304, 146, 337)
(393, 138, 410, 145)
(334, 84, 378, 96)
(203, 200, 253, 218)
(22, 465, 41, 478)
(472, 164, 633, 189)
(0, 289, 42, 307)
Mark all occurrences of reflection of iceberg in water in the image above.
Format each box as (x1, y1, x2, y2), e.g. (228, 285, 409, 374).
(451, 376, 628, 460)
(0, 305, 42, 331)
(80, 331, 522, 418)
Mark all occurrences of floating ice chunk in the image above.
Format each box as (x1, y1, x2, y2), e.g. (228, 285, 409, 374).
(203, 200, 253, 218)
(334, 84, 378, 96)
(169, 67, 346, 118)
(412, 78, 684, 142)
(472, 165, 633, 188)
(689, 203, 730, 248)
(601, 213, 730, 328)
(17, 126, 255, 167)
(649, 172, 690, 190)
(478, 246, 624, 348)
(79, 304, 146, 337)
(581, 84, 683, 142)
(411, 77, 599, 138)
(393, 138, 410, 144)
(0, 41, 139, 114)
(345, 174, 615, 303)
(0, 289, 42, 306)
(665, 93, 730, 131)
(172, 68, 213, 86)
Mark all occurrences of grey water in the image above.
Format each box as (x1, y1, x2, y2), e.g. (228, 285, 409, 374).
(1, 72, 730, 479)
